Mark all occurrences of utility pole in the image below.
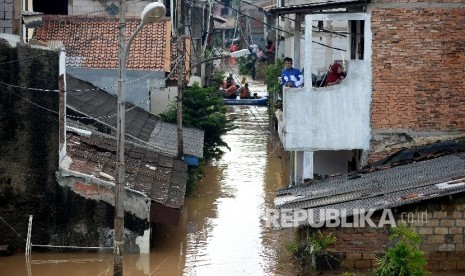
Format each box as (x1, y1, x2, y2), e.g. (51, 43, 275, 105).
(114, 2, 166, 275)
(176, 0, 184, 159)
(177, 36, 185, 159)
(115, 0, 126, 275)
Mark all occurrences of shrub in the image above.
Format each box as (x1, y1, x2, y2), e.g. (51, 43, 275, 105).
(376, 224, 428, 276)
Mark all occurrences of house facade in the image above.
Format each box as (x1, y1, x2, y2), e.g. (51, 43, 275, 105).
(32, 15, 184, 115)
(0, 34, 191, 254)
(274, 145, 465, 271)
(267, 0, 465, 183)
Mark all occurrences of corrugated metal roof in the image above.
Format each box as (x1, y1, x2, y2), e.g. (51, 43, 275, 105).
(66, 74, 204, 158)
(266, 0, 368, 16)
(275, 153, 465, 224)
(66, 130, 188, 208)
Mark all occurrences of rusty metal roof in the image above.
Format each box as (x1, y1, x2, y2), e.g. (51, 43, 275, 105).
(275, 152, 465, 224)
(66, 74, 204, 158)
(66, 130, 187, 208)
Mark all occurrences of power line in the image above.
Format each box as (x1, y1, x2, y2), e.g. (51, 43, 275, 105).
(0, 55, 183, 125)
(0, 216, 27, 242)
(211, 0, 347, 51)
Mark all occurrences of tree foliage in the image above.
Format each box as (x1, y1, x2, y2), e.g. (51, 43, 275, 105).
(263, 58, 284, 97)
(160, 83, 235, 160)
(376, 224, 428, 276)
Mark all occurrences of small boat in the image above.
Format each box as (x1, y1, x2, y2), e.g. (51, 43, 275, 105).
(223, 96, 269, 106)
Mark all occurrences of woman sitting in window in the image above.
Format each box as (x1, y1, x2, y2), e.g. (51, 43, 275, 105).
(325, 63, 346, 86)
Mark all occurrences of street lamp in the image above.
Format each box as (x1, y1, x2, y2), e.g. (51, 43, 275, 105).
(115, 1, 166, 276)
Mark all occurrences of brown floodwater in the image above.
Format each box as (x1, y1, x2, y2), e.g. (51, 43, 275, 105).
(0, 104, 298, 275)
(1, 87, 463, 276)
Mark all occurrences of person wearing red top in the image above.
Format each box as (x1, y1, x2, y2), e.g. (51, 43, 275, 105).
(325, 63, 346, 86)
(225, 84, 239, 99)
(265, 40, 276, 63)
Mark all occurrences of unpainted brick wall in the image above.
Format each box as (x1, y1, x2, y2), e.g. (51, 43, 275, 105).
(369, 5, 465, 162)
(371, 7, 465, 130)
(318, 196, 465, 272)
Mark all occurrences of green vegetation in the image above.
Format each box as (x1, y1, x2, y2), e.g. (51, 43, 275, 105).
(161, 83, 235, 195)
(287, 229, 339, 273)
(376, 224, 428, 276)
(263, 58, 283, 98)
(160, 83, 235, 161)
(238, 55, 254, 76)
(185, 165, 205, 196)
(210, 69, 226, 90)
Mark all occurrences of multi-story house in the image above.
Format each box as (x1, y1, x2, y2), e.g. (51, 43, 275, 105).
(267, 0, 465, 184)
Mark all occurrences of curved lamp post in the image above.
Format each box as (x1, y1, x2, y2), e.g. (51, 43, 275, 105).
(114, 2, 166, 276)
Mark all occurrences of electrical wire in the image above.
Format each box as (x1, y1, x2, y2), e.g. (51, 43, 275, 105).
(212, 0, 349, 51)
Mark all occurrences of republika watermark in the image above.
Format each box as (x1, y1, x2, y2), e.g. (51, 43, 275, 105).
(264, 208, 428, 228)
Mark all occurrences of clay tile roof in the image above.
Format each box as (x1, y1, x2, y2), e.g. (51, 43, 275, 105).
(66, 130, 187, 208)
(33, 15, 173, 72)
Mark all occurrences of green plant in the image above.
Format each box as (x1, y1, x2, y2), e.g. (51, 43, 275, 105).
(238, 56, 254, 76)
(210, 70, 226, 90)
(160, 83, 235, 161)
(376, 224, 428, 276)
(287, 229, 338, 272)
(185, 165, 205, 196)
(309, 230, 336, 254)
(263, 58, 284, 98)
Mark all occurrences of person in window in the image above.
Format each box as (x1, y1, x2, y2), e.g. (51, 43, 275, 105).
(280, 57, 304, 88)
(325, 63, 346, 86)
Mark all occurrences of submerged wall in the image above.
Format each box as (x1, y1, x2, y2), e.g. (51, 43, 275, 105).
(0, 38, 146, 252)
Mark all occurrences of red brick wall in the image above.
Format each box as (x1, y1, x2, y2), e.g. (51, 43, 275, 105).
(371, 7, 465, 130)
(315, 196, 465, 272)
(324, 227, 390, 269)
(369, 5, 465, 162)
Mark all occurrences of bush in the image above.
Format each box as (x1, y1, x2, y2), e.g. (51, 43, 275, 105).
(263, 58, 284, 98)
(160, 83, 235, 161)
(376, 224, 428, 276)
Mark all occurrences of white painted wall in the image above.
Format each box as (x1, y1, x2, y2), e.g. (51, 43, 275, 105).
(151, 86, 177, 115)
(280, 12, 372, 152)
(282, 59, 371, 151)
(68, 0, 150, 17)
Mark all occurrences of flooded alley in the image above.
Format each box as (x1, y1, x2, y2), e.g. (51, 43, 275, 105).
(1, 101, 297, 275)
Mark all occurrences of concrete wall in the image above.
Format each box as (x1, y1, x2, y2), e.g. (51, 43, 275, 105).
(68, 68, 165, 112)
(368, 1, 465, 162)
(0, 38, 147, 252)
(0, 0, 14, 34)
(151, 85, 177, 115)
(57, 168, 150, 220)
(281, 60, 371, 151)
(277, 13, 371, 153)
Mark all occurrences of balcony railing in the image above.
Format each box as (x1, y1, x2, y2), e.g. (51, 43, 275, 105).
(276, 60, 372, 151)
